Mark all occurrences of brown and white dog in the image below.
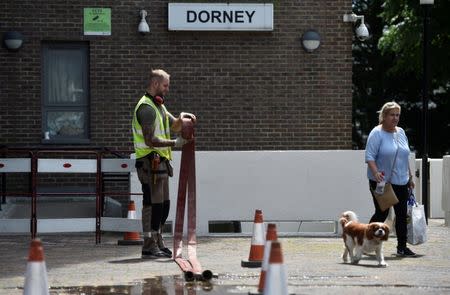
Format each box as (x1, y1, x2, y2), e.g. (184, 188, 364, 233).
(340, 211, 390, 267)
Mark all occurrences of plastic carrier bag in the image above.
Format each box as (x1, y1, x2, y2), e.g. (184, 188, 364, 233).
(407, 193, 427, 245)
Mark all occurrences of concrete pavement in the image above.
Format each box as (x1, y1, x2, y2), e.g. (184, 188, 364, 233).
(0, 219, 449, 294)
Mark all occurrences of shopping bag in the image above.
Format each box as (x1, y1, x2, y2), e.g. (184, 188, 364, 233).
(373, 182, 399, 211)
(407, 193, 427, 245)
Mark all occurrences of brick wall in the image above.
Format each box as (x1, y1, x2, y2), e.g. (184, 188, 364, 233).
(0, 0, 353, 151)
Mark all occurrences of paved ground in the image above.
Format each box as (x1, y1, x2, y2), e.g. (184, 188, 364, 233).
(0, 219, 449, 294)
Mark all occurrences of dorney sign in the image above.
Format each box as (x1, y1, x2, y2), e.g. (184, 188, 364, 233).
(168, 3, 273, 31)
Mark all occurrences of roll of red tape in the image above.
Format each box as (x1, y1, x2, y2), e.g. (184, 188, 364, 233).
(181, 118, 194, 140)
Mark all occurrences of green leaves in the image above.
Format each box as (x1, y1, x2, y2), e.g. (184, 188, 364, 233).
(352, 0, 450, 156)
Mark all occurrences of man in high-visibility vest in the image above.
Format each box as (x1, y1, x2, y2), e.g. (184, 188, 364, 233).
(132, 69, 196, 258)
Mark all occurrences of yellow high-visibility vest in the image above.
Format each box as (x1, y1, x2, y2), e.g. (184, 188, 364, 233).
(132, 95, 172, 160)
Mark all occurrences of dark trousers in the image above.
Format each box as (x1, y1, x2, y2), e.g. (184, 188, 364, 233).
(369, 180, 409, 249)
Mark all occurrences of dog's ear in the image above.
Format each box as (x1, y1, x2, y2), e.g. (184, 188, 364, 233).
(366, 225, 375, 240)
(382, 224, 390, 241)
(339, 217, 348, 227)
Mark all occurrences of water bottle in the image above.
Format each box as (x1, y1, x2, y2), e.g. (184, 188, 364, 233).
(375, 172, 385, 194)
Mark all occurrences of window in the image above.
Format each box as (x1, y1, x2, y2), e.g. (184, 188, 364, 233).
(42, 42, 90, 143)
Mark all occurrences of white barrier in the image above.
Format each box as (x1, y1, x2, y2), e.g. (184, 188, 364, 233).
(5, 150, 440, 235)
(430, 159, 445, 218)
(0, 158, 31, 172)
(0, 158, 136, 174)
(131, 150, 417, 235)
(443, 156, 450, 226)
(415, 158, 445, 218)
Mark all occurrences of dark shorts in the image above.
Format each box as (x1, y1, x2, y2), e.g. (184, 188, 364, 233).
(136, 154, 170, 204)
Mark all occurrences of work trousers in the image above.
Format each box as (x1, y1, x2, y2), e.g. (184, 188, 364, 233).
(136, 154, 170, 233)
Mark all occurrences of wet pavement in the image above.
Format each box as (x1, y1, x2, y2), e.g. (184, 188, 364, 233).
(0, 219, 449, 295)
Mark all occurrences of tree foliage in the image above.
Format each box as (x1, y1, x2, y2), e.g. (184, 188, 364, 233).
(353, 0, 450, 157)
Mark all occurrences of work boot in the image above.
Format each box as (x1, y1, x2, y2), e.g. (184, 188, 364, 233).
(141, 237, 167, 258)
(156, 232, 172, 257)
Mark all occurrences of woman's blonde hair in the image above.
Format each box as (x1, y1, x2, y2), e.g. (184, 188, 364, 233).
(378, 101, 401, 124)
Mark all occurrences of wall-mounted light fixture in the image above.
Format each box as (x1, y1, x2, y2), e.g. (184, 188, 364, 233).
(343, 13, 369, 41)
(2, 31, 24, 51)
(301, 30, 321, 52)
(138, 10, 150, 35)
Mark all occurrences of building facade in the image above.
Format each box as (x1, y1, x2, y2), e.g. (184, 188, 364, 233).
(1, 0, 352, 151)
(1, 1, 353, 217)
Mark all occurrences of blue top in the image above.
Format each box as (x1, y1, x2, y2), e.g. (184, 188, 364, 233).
(365, 126, 411, 185)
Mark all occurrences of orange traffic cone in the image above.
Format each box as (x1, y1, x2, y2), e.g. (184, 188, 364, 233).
(241, 209, 265, 268)
(118, 201, 144, 245)
(263, 241, 288, 295)
(23, 239, 49, 295)
(257, 223, 278, 293)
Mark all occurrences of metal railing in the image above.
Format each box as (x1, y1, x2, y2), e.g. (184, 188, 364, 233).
(0, 147, 137, 244)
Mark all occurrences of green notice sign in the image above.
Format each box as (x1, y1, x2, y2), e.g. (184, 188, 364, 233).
(84, 8, 111, 36)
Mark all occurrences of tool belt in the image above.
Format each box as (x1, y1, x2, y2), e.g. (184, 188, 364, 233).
(135, 152, 173, 177)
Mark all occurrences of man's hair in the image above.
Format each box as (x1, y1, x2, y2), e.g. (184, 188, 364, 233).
(149, 69, 170, 84)
(378, 101, 401, 124)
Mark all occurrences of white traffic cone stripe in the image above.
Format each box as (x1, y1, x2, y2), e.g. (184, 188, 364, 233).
(263, 263, 288, 295)
(251, 223, 265, 245)
(261, 240, 272, 271)
(127, 209, 137, 219)
(23, 262, 49, 295)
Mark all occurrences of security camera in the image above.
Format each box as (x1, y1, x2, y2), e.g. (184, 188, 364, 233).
(343, 13, 370, 42)
(138, 10, 150, 35)
(355, 23, 369, 41)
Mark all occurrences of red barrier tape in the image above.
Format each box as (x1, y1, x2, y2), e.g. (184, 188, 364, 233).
(173, 119, 210, 280)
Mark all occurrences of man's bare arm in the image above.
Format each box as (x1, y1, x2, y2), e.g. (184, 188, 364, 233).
(138, 105, 176, 147)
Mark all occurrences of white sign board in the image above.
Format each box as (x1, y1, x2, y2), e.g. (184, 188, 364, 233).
(168, 3, 273, 31)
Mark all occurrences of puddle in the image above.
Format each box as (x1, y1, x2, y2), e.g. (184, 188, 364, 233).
(20, 273, 450, 294)
(49, 275, 252, 295)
